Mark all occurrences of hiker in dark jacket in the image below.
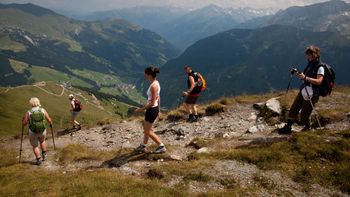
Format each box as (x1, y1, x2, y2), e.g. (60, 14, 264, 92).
(22, 97, 52, 165)
(279, 45, 325, 134)
(183, 66, 203, 123)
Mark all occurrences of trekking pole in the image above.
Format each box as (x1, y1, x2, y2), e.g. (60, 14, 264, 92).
(286, 74, 294, 93)
(50, 124, 56, 150)
(305, 87, 322, 128)
(19, 125, 24, 163)
(177, 96, 184, 108)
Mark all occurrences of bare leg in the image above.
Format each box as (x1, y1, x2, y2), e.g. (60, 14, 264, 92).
(185, 103, 192, 115)
(143, 121, 162, 145)
(33, 146, 41, 159)
(192, 104, 198, 116)
(39, 138, 46, 152)
(142, 121, 150, 144)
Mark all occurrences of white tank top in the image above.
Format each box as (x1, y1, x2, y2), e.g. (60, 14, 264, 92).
(147, 80, 160, 107)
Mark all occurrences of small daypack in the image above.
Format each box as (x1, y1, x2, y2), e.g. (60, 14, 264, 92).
(73, 99, 83, 112)
(318, 63, 335, 97)
(29, 108, 46, 133)
(194, 72, 207, 92)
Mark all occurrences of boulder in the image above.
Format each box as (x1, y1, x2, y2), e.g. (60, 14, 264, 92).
(170, 155, 183, 161)
(197, 147, 210, 154)
(265, 97, 282, 115)
(253, 102, 265, 110)
(247, 125, 265, 133)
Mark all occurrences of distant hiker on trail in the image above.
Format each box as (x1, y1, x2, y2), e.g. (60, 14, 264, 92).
(69, 94, 81, 130)
(183, 66, 206, 123)
(279, 45, 326, 134)
(22, 97, 52, 165)
(134, 66, 166, 153)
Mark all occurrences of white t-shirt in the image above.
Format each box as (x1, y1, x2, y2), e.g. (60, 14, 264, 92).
(317, 66, 325, 76)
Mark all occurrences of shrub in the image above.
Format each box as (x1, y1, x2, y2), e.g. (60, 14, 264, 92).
(205, 103, 225, 116)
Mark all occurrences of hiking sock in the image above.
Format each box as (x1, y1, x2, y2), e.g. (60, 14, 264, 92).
(41, 151, 46, 161)
(35, 157, 42, 165)
(286, 119, 294, 127)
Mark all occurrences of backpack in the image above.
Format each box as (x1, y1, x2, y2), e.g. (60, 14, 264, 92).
(318, 63, 335, 97)
(29, 108, 46, 133)
(194, 72, 207, 92)
(73, 99, 83, 112)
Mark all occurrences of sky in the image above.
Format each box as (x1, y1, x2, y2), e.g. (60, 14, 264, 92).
(1, 0, 350, 13)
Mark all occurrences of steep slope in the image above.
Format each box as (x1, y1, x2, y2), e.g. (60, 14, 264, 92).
(0, 81, 131, 136)
(159, 25, 350, 107)
(0, 3, 179, 103)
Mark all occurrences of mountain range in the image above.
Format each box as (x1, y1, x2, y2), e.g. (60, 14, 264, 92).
(240, 0, 350, 36)
(159, 24, 350, 107)
(0, 3, 179, 105)
(78, 5, 274, 50)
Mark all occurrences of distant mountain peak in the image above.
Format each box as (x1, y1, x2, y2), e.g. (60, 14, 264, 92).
(0, 3, 60, 17)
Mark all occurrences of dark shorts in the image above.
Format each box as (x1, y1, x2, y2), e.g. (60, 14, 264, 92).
(145, 106, 159, 123)
(185, 94, 199, 105)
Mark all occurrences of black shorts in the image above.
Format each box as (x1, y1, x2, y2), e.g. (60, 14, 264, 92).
(185, 94, 199, 105)
(145, 106, 159, 123)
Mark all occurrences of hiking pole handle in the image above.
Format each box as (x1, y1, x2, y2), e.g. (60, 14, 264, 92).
(50, 124, 56, 150)
(19, 125, 24, 163)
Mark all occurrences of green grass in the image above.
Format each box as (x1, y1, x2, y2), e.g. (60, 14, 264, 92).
(200, 129, 350, 193)
(0, 165, 187, 197)
(29, 66, 92, 88)
(56, 144, 117, 165)
(0, 35, 27, 52)
(0, 82, 129, 136)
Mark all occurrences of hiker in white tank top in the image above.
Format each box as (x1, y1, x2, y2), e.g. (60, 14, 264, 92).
(147, 80, 160, 107)
(134, 66, 166, 154)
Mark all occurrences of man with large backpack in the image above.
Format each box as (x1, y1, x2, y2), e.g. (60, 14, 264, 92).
(68, 94, 82, 130)
(22, 97, 53, 165)
(279, 45, 335, 134)
(182, 66, 206, 123)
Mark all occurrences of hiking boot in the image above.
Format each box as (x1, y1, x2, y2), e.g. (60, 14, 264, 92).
(187, 114, 194, 122)
(301, 125, 310, 132)
(154, 145, 166, 154)
(190, 115, 198, 123)
(134, 144, 146, 153)
(41, 151, 46, 161)
(278, 125, 292, 135)
(35, 158, 42, 166)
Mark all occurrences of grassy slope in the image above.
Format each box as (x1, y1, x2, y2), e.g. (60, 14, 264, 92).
(0, 82, 130, 136)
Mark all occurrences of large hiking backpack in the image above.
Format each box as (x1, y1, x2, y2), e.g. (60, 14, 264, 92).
(319, 63, 335, 97)
(194, 72, 207, 92)
(73, 99, 83, 112)
(29, 108, 46, 133)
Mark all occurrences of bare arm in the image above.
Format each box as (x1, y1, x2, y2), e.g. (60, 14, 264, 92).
(44, 109, 53, 125)
(187, 76, 196, 93)
(299, 73, 324, 85)
(22, 112, 29, 126)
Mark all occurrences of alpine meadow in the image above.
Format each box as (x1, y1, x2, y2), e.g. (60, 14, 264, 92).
(0, 0, 350, 196)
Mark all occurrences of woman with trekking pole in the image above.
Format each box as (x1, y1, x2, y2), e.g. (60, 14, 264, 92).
(21, 97, 53, 165)
(278, 45, 325, 134)
(134, 66, 166, 153)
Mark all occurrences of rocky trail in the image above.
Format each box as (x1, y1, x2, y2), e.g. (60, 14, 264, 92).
(2, 94, 350, 196)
